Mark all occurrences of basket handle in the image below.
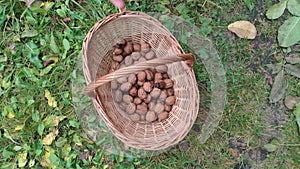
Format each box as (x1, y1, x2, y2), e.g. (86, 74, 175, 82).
(83, 53, 195, 97)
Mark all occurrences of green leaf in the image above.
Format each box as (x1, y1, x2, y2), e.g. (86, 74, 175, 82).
(269, 70, 287, 103)
(50, 153, 60, 166)
(56, 9, 66, 18)
(21, 29, 38, 38)
(285, 64, 300, 78)
(287, 0, 300, 16)
(23, 67, 38, 82)
(263, 143, 278, 152)
(266, 0, 287, 19)
(294, 102, 300, 134)
(50, 32, 60, 54)
(278, 16, 300, 47)
(38, 123, 44, 136)
(13, 146, 23, 151)
(69, 120, 80, 128)
(63, 38, 70, 51)
(2, 149, 14, 159)
(31, 110, 40, 122)
(244, 0, 255, 11)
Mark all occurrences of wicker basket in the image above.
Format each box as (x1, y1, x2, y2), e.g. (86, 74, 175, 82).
(82, 11, 200, 150)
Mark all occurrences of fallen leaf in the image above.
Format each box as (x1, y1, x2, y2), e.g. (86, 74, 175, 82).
(284, 64, 300, 78)
(21, 29, 38, 38)
(26, 0, 35, 7)
(7, 111, 15, 119)
(228, 20, 257, 39)
(42, 129, 58, 145)
(43, 115, 66, 127)
(40, 146, 56, 168)
(29, 159, 35, 167)
(266, 0, 287, 19)
(50, 32, 59, 54)
(263, 143, 278, 152)
(285, 95, 300, 109)
(287, 0, 300, 16)
(285, 55, 300, 64)
(18, 151, 28, 168)
(45, 89, 57, 108)
(14, 125, 24, 132)
(269, 70, 287, 103)
(278, 16, 300, 47)
(294, 102, 300, 134)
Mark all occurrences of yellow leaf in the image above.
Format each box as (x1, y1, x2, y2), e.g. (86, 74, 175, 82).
(18, 151, 28, 168)
(42, 129, 58, 145)
(43, 115, 66, 127)
(103, 165, 109, 169)
(228, 20, 257, 39)
(45, 89, 57, 108)
(7, 111, 15, 118)
(14, 125, 24, 131)
(29, 159, 35, 167)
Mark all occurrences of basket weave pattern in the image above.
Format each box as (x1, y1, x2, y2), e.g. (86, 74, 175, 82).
(82, 11, 199, 150)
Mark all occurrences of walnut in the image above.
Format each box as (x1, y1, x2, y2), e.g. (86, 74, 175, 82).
(164, 79, 173, 88)
(129, 87, 137, 97)
(166, 96, 176, 106)
(137, 88, 147, 99)
(131, 52, 141, 60)
(117, 76, 127, 84)
(158, 111, 169, 121)
(146, 111, 157, 122)
(138, 57, 146, 63)
(113, 48, 123, 55)
(155, 65, 168, 73)
(133, 44, 141, 52)
(145, 50, 155, 60)
(129, 113, 140, 122)
(154, 102, 164, 114)
(128, 74, 137, 84)
(126, 103, 136, 114)
(120, 82, 132, 92)
(137, 71, 146, 81)
(115, 39, 126, 47)
(162, 73, 169, 79)
(111, 80, 118, 90)
(123, 41, 133, 55)
(141, 42, 150, 51)
(154, 80, 165, 89)
(144, 94, 151, 104)
(166, 88, 174, 96)
(165, 105, 171, 112)
(136, 104, 148, 115)
(154, 73, 163, 81)
(148, 102, 155, 110)
(133, 97, 142, 105)
(114, 90, 122, 102)
(112, 55, 123, 62)
(143, 82, 153, 92)
(124, 55, 133, 66)
(150, 87, 161, 99)
(145, 69, 154, 81)
(159, 91, 167, 101)
(123, 95, 133, 103)
(137, 80, 144, 86)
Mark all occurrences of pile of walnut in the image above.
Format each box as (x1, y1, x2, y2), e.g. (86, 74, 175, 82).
(110, 39, 176, 123)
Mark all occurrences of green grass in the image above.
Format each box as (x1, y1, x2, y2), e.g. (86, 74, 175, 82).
(1, 0, 300, 168)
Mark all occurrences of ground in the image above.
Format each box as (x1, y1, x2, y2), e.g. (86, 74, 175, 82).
(0, 0, 300, 168)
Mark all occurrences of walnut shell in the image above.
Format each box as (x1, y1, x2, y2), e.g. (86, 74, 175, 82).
(112, 55, 123, 62)
(138, 57, 147, 63)
(113, 48, 123, 55)
(137, 80, 144, 86)
(126, 103, 136, 114)
(129, 87, 137, 97)
(131, 52, 141, 60)
(133, 44, 141, 52)
(120, 82, 132, 92)
(145, 50, 155, 60)
(162, 73, 169, 79)
(136, 104, 148, 115)
(143, 82, 153, 92)
(155, 65, 168, 73)
(154, 103, 165, 114)
(158, 111, 169, 121)
(128, 74, 137, 84)
(115, 39, 126, 47)
(137, 88, 147, 99)
(146, 111, 157, 122)
(144, 94, 151, 104)
(159, 91, 167, 101)
(134, 97, 142, 105)
(148, 102, 155, 110)
(150, 87, 161, 99)
(154, 80, 166, 89)
(129, 113, 140, 122)
(123, 95, 133, 103)
(166, 96, 176, 106)
(140, 114, 145, 121)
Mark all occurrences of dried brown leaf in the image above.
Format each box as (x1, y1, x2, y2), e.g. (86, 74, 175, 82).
(269, 70, 287, 103)
(285, 64, 300, 78)
(284, 95, 300, 109)
(285, 55, 300, 64)
(228, 20, 257, 39)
